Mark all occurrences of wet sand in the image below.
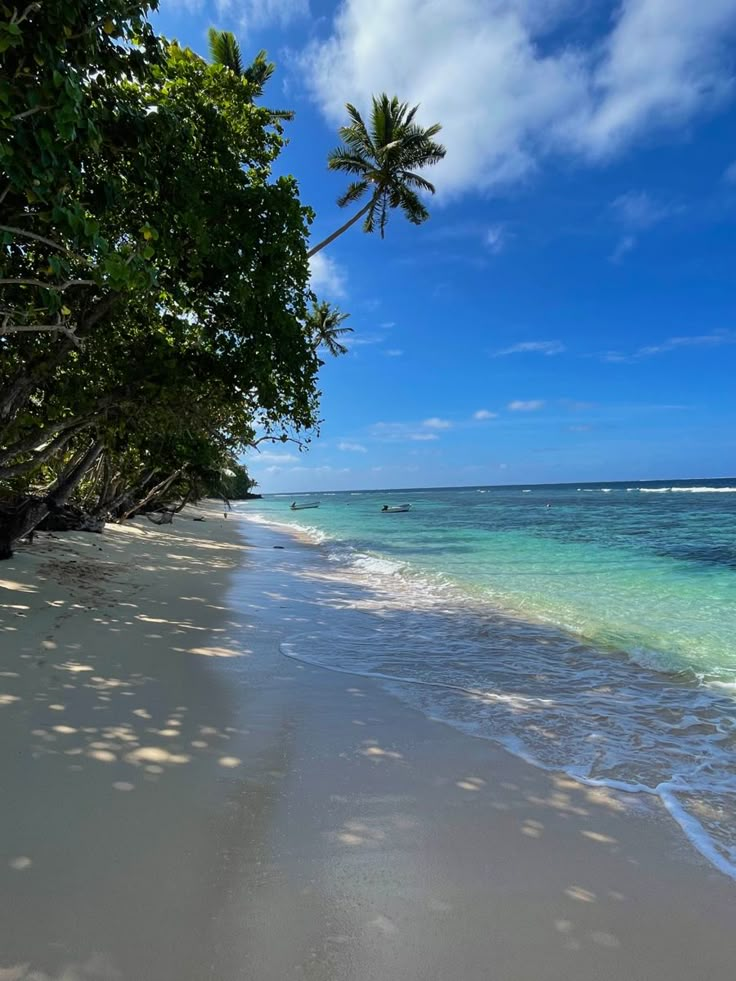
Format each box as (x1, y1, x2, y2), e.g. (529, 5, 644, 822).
(1, 504, 735, 980)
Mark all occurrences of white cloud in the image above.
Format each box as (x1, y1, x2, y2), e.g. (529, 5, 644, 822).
(584, 0, 736, 157)
(217, 0, 308, 32)
(251, 451, 299, 464)
(611, 234, 637, 263)
(561, 399, 596, 412)
(486, 224, 506, 253)
(611, 190, 674, 229)
(309, 252, 346, 298)
(338, 441, 367, 452)
(287, 464, 351, 473)
(493, 340, 565, 357)
(473, 409, 498, 420)
(370, 422, 440, 442)
(508, 399, 545, 411)
(602, 329, 736, 362)
(423, 417, 452, 430)
(384, 349, 403, 357)
(724, 161, 736, 183)
(302, 1, 736, 197)
(609, 191, 679, 260)
(345, 333, 384, 348)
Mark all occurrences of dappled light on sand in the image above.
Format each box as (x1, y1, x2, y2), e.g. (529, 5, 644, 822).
(2, 507, 736, 980)
(358, 739, 404, 762)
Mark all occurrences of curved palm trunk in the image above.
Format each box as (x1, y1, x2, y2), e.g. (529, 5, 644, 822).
(307, 201, 372, 258)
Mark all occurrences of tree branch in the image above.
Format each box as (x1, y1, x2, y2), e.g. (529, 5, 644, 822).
(68, 4, 142, 40)
(11, 105, 51, 122)
(0, 321, 82, 347)
(248, 434, 308, 451)
(121, 467, 186, 521)
(0, 428, 81, 480)
(0, 224, 71, 254)
(11, 3, 41, 26)
(0, 277, 96, 290)
(0, 409, 103, 465)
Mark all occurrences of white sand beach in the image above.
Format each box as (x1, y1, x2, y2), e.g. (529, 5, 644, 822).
(1, 504, 735, 981)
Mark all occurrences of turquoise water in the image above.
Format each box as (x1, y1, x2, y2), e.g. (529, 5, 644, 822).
(245, 479, 736, 877)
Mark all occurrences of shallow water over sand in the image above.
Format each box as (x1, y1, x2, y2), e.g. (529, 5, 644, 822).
(244, 479, 736, 876)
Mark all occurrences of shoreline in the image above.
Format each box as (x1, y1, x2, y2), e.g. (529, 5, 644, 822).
(244, 507, 736, 882)
(1, 504, 735, 979)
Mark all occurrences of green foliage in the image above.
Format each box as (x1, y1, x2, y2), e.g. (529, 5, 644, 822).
(0, 8, 445, 553)
(0, 7, 320, 544)
(219, 465, 258, 500)
(206, 28, 293, 121)
(0, 0, 162, 338)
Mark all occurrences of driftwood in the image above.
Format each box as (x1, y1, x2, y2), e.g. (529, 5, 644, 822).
(37, 505, 105, 533)
(146, 509, 174, 526)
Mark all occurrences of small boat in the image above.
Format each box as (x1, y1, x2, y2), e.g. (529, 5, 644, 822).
(290, 501, 319, 510)
(381, 504, 411, 513)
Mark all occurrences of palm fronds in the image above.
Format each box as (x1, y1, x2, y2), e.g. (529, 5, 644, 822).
(309, 92, 445, 255)
(306, 302, 353, 357)
(207, 28, 243, 76)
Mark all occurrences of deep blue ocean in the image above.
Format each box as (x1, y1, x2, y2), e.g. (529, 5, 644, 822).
(245, 478, 736, 877)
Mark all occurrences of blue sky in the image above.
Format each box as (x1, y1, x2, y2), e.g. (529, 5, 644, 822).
(156, 0, 736, 492)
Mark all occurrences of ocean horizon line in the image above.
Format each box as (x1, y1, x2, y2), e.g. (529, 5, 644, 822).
(264, 474, 736, 496)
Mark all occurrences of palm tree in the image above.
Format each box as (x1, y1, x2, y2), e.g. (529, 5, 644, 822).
(306, 301, 353, 357)
(307, 95, 446, 259)
(207, 28, 294, 121)
(207, 28, 244, 75)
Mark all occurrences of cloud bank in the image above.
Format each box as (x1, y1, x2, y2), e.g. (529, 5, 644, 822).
(302, 0, 736, 197)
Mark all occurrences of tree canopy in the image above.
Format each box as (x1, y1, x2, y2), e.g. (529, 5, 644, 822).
(0, 5, 318, 553)
(0, 4, 444, 557)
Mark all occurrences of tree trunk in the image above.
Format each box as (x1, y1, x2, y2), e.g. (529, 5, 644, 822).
(120, 468, 185, 522)
(102, 468, 155, 519)
(47, 441, 104, 509)
(172, 484, 193, 513)
(306, 201, 372, 259)
(0, 440, 103, 559)
(94, 458, 112, 512)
